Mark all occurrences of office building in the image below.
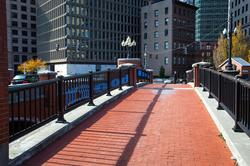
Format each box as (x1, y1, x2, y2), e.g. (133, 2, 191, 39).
(231, 0, 250, 37)
(141, 0, 196, 77)
(195, 0, 228, 42)
(6, 0, 37, 74)
(37, 0, 142, 75)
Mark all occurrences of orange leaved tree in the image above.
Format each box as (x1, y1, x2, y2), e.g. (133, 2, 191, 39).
(18, 58, 46, 74)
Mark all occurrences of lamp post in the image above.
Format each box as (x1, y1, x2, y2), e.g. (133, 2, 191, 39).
(144, 51, 147, 69)
(121, 36, 136, 59)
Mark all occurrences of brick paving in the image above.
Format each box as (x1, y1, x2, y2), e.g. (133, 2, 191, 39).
(24, 84, 234, 166)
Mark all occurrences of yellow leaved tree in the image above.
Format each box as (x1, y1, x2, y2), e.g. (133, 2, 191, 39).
(213, 24, 250, 68)
(213, 34, 227, 68)
(232, 24, 249, 60)
(18, 58, 46, 74)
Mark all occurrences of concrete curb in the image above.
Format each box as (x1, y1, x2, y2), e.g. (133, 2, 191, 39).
(195, 87, 250, 166)
(9, 83, 147, 166)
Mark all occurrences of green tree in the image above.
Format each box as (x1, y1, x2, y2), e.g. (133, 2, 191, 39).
(159, 66, 165, 78)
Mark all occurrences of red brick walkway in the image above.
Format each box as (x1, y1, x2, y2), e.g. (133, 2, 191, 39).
(24, 84, 234, 166)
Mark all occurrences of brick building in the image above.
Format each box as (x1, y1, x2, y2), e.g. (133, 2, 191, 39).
(0, 0, 9, 165)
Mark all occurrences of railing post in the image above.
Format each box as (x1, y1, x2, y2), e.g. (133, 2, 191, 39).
(202, 69, 206, 91)
(119, 68, 123, 90)
(233, 79, 242, 132)
(127, 67, 131, 86)
(208, 70, 212, 98)
(88, 71, 95, 106)
(56, 76, 66, 123)
(106, 69, 112, 96)
(217, 73, 222, 110)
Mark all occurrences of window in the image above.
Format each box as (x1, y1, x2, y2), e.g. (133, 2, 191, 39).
(14, 55, 19, 62)
(154, 42, 159, 50)
(12, 38, 18, 43)
(12, 46, 18, 52)
(22, 47, 28, 52)
(31, 32, 36, 37)
(22, 39, 28, 44)
(165, 18, 168, 25)
(30, 7, 36, 13)
(154, 10, 159, 17)
(22, 22, 27, 28)
(11, 12, 18, 19)
(164, 29, 168, 36)
(22, 31, 28, 36)
(12, 21, 18, 27)
(164, 41, 169, 50)
(144, 12, 147, 19)
(32, 47, 37, 53)
(31, 16, 36, 21)
(165, 57, 169, 65)
(12, 30, 18, 35)
(11, 4, 17, 10)
(21, 6, 27, 11)
(154, 31, 159, 38)
(144, 44, 147, 51)
(144, 33, 147, 39)
(22, 55, 27, 62)
(165, 7, 168, 14)
(21, 14, 27, 20)
(144, 21, 148, 29)
(155, 55, 158, 59)
(21, 0, 27, 3)
(154, 20, 159, 27)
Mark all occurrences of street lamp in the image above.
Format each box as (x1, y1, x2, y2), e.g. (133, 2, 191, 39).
(121, 36, 136, 59)
(144, 51, 147, 69)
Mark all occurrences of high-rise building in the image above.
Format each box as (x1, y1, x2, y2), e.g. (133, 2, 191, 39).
(37, 0, 142, 75)
(195, 0, 228, 42)
(6, 0, 37, 74)
(141, 0, 196, 77)
(230, 0, 250, 37)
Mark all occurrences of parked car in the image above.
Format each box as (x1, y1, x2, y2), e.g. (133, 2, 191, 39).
(11, 74, 39, 84)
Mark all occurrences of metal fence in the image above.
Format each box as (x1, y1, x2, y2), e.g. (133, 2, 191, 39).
(8, 67, 145, 141)
(199, 67, 250, 137)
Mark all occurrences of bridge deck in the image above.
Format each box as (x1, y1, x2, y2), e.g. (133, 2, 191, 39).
(24, 84, 234, 166)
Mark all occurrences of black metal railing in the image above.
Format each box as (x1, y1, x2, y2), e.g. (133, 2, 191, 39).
(199, 67, 250, 136)
(137, 69, 151, 83)
(8, 67, 143, 141)
(9, 79, 58, 141)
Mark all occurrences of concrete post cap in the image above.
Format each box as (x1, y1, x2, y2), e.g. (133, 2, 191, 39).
(118, 63, 136, 69)
(146, 69, 154, 72)
(37, 70, 57, 75)
(192, 61, 211, 68)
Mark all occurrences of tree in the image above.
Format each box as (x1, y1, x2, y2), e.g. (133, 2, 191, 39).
(213, 24, 250, 68)
(232, 24, 249, 60)
(159, 66, 165, 78)
(213, 34, 227, 68)
(18, 58, 46, 74)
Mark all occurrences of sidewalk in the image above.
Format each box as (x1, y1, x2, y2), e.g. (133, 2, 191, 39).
(23, 84, 234, 166)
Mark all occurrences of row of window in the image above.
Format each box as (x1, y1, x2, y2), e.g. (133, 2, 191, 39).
(144, 18, 168, 29)
(232, 0, 247, 8)
(11, 12, 36, 21)
(11, 4, 36, 12)
(11, 0, 35, 5)
(12, 29, 36, 37)
(11, 21, 36, 29)
(144, 41, 169, 51)
(12, 46, 37, 53)
(12, 38, 36, 45)
(13, 55, 28, 63)
(234, 4, 249, 17)
(144, 29, 168, 39)
(234, 16, 249, 27)
(144, 7, 169, 19)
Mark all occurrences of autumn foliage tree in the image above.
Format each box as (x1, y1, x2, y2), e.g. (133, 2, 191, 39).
(213, 24, 250, 68)
(18, 58, 46, 74)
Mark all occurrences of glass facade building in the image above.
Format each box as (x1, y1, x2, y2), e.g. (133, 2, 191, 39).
(195, 0, 228, 42)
